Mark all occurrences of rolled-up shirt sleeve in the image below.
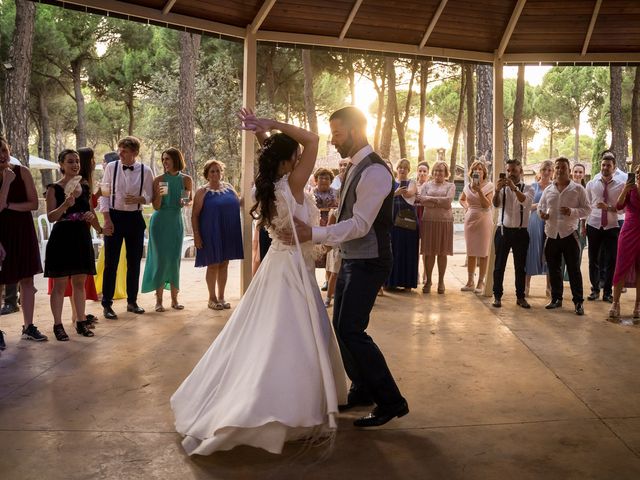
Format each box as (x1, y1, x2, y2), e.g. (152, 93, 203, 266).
(312, 164, 391, 246)
(98, 162, 113, 213)
(141, 166, 154, 204)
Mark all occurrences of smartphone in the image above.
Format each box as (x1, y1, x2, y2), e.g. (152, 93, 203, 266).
(627, 172, 636, 184)
(499, 172, 506, 179)
(472, 173, 480, 186)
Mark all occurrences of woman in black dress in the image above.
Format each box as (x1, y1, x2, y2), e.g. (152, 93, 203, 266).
(45, 149, 102, 340)
(0, 136, 45, 345)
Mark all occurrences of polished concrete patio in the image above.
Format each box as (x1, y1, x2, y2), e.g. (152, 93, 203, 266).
(1, 251, 640, 479)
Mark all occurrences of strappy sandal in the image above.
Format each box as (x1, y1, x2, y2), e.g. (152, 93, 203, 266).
(208, 300, 224, 310)
(53, 323, 69, 342)
(76, 320, 94, 337)
(220, 300, 231, 309)
(155, 304, 165, 312)
(171, 303, 184, 310)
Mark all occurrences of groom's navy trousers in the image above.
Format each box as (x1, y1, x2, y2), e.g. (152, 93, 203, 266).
(333, 257, 405, 409)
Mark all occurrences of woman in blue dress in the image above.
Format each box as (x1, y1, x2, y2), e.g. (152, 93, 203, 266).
(385, 158, 419, 290)
(525, 160, 553, 296)
(192, 160, 243, 310)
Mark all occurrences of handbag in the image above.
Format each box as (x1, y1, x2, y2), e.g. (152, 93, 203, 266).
(394, 208, 417, 230)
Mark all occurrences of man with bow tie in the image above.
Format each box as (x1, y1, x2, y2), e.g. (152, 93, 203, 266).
(98, 136, 154, 319)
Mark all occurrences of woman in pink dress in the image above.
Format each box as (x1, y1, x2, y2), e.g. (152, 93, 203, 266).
(419, 161, 455, 294)
(459, 160, 494, 293)
(608, 167, 640, 322)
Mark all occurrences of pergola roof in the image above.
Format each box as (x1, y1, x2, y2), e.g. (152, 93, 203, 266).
(38, 0, 640, 64)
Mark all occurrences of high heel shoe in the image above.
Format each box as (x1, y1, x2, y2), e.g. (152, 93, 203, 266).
(422, 282, 432, 294)
(460, 283, 475, 292)
(608, 301, 621, 323)
(474, 283, 485, 294)
(437, 283, 445, 294)
(76, 320, 95, 337)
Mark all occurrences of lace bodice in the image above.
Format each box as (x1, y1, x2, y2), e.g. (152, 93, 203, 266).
(265, 175, 320, 267)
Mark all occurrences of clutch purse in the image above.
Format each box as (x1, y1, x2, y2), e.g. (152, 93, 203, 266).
(394, 208, 417, 230)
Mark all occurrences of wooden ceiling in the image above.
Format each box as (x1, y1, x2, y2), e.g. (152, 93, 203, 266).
(36, 0, 640, 64)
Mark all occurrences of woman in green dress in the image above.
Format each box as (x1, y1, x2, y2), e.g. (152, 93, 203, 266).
(142, 148, 192, 311)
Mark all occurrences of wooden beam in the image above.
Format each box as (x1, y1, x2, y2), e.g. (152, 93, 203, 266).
(497, 0, 527, 58)
(419, 0, 448, 49)
(502, 52, 640, 64)
(582, 0, 603, 56)
(256, 30, 495, 63)
(250, 0, 277, 34)
(161, 0, 177, 16)
(45, 0, 246, 39)
(241, 27, 257, 292)
(339, 0, 363, 41)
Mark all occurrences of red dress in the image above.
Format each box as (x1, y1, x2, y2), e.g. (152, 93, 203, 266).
(0, 166, 42, 284)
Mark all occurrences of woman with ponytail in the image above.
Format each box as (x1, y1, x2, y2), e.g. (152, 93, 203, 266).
(171, 109, 346, 456)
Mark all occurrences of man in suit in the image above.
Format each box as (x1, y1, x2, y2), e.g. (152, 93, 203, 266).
(294, 106, 408, 427)
(98, 136, 154, 319)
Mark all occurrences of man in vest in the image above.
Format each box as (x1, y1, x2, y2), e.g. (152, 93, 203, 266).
(293, 106, 408, 427)
(99, 136, 154, 319)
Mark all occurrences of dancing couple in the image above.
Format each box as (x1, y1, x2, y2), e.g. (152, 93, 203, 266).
(171, 106, 408, 455)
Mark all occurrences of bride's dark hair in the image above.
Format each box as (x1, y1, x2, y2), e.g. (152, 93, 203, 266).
(250, 133, 299, 228)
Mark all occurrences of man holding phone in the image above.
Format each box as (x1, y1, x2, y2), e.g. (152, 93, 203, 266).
(491, 159, 534, 308)
(585, 152, 626, 302)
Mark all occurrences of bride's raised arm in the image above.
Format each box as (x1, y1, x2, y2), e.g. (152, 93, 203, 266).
(239, 109, 318, 199)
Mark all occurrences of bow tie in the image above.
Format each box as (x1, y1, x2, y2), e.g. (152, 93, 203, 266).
(122, 165, 134, 171)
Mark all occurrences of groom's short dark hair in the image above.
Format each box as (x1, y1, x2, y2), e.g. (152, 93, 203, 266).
(330, 106, 367, 131)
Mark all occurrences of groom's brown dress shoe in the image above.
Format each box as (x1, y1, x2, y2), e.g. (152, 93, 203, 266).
(353, 400, 409, 427)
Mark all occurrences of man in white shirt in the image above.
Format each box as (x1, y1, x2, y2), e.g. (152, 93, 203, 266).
(539, 157, 591, 315)
(99, 136, 154, 319)
(491, 159, 535, 309)
(293, 106, 407, 428)
(585, 152, 625, 303)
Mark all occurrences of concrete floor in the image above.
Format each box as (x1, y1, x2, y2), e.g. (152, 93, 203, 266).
(1, 250, 640, 479)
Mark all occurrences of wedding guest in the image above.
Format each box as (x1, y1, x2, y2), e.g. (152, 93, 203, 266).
(491, 159, 535, 308)
(95, 152, 128, 300)
(585, 153, 624, 303)
(324, 208, 341, 307)
(459, 160, 494, 293)
(313, 167, 339, 289)
(0, 136, 46, 342)
(142, 148, 192, 311)
(385, 158, 419, 290)
(419, 161, 455, 294)
(609, 165, 640, 321)
(330, 159, 349, 191)
(563, 163, 588, 282)
(45, 149, 102, 340)
(539, 157, 591, 315)
(415, 161, 430, 283)
(46, 147, 99, 328)
(526, 160, 553, 296)
(98, 136, 154, 319)
(192, 160, 243, 310)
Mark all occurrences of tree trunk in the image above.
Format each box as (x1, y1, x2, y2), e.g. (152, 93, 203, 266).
(2, 0, 35, 164)
(475, 65, 493, 163)
(632, 67, 640, 171)
(346, 56, 356, 105)
(610, 66, 628, 170)
(38, 88, 53, 188)
(126, 91, 135, 136)
(450, 71, 467, 181)
(394, 60, 416, 159)
(549, 125, 554, 158)
(574, 115, 580, 162)
(504, 120, 510, 162)
(379, 57, 396, 160)
(372, 60, 385, 152)
(70, 58, 87, 148)
(301, 49, 318, 134)
(512, 65, 525, 161)
(465, 64, 475, 166)
(178, 32, 201, 181)
(418, 60, 429, 162)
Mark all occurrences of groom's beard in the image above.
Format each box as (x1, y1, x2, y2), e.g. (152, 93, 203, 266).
(336, 135, 354, 158)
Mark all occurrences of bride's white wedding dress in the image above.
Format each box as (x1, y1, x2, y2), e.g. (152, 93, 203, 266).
(171, 175, 347, 455)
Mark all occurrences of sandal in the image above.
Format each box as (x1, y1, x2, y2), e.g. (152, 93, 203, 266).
(155, 304, 165, 312)
(171, 303, 185, 310)
(76, 320, 94, 337)
(220, 301, 231, 309)
(53, 323, 69, 342)
(422, 282, 432, 294)
(208, 300, 224, 310)
(86, 314, 98, 324)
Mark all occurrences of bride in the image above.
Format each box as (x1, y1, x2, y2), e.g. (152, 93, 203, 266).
(170, 110, 347, 455)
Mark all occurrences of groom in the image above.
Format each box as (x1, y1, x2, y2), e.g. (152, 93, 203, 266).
(294, 106, 408, 427)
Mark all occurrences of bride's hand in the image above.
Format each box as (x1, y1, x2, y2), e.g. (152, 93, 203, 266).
(276, 217, 312, 245)
(238, 108, 270, 135)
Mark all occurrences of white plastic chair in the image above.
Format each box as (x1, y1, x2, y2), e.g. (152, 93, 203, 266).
(182, 235, 194, 258)
(90, 227, 103, 257)
(36, 214, 52, 262)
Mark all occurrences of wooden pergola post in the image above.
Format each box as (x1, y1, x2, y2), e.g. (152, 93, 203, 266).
(483, 54, 505, 297)
(240, 27, 257, 293)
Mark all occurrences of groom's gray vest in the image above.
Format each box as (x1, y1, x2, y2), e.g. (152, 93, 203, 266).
(337, 152, 393, 261)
